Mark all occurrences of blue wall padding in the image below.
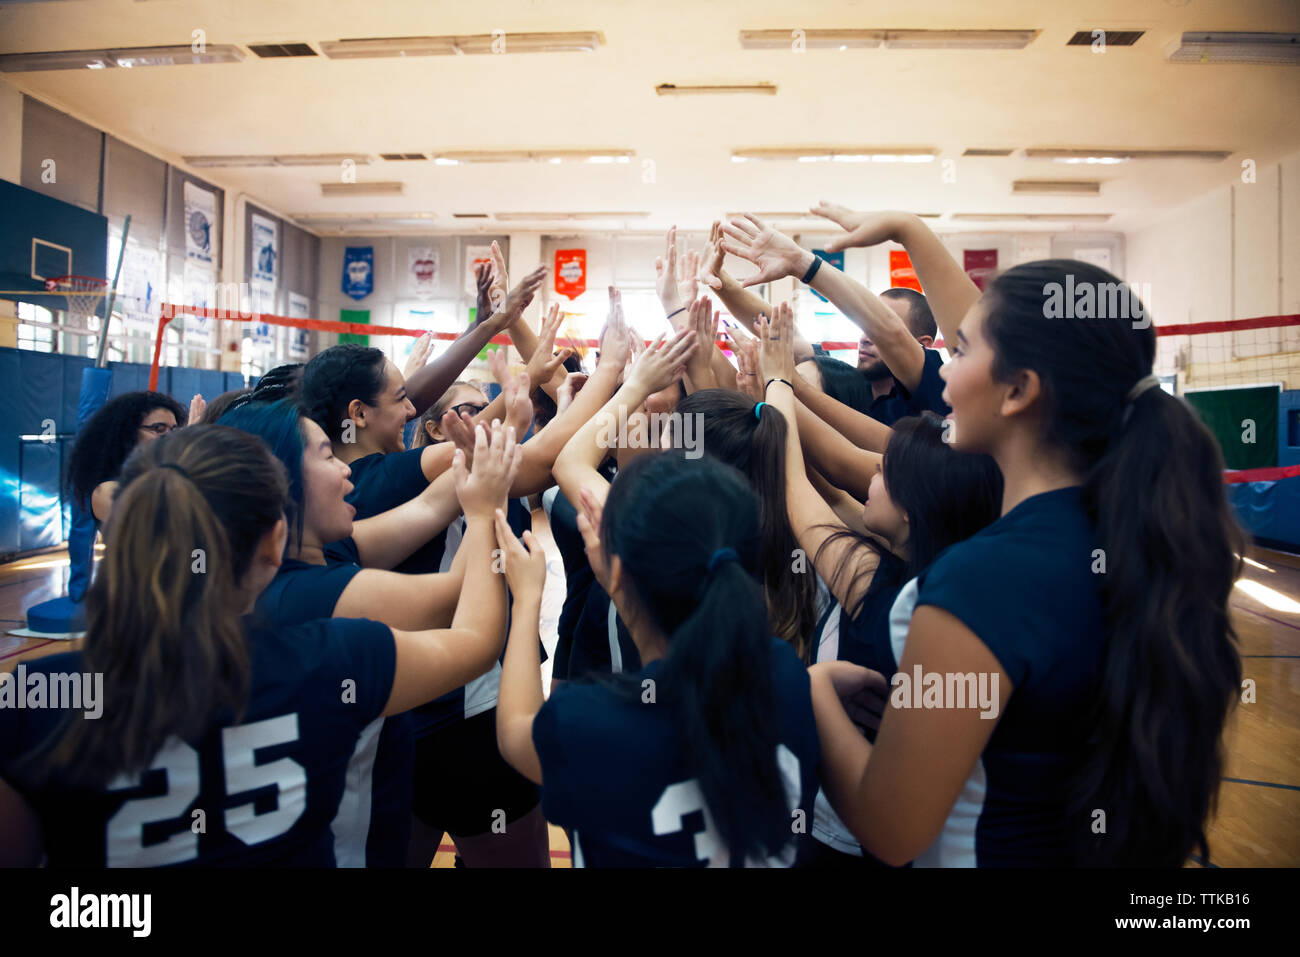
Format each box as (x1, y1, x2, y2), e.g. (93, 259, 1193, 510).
(0, 349, 250, 556)
(18, 438, 62, 550)
(1228, 476, 1300, 551)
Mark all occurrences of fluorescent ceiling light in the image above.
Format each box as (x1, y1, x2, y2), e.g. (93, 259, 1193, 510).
(1026, 148, 1231, 163)
(493, 211, 650, 222)
(1012, 179, 1102, 195)
(320, 182, 405, 197)
(655, 83, 777, 95)
(1167, 32, 1300, 65)
(320, 32, 602, 59)
(184, 154, 373, 167)
(732, 147, 937, 163)
(951, 213, 1112, 222)
(881, 29, 1039, 50)
(0, 44, 242, 72)
(432, 149, 634, 164)
(738, 29, 1037, 51)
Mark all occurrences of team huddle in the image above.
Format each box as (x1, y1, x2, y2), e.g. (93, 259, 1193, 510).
(0, 207, 1243, 868)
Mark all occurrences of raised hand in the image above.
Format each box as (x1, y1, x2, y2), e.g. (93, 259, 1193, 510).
(475, 260, 495, 321)
(453, 420, 521, 520)
(403, 331, 434, 379)
(574, 485, 612, 594)
(626, 327, 698, 397)
(188, 393, 206, 425)
(505, 370, 534, 435)
(525, 302, 574, 385)
(676, 245, 700, 319)
(684, 296, 719, 390)
(720, 214, 815, 288)
(492, 264, 547, 329)
(442, 408, 478, 467)
(556, 371, 588, 416)
(698, 220, 726, 290)
(596, 286, 633, 371)
(733, 334, 764, 402)
(808, 202, 904, 254)
(487, 241, 509, 313)
(493, 507, 547, 599)
(756, 302, 797, 386)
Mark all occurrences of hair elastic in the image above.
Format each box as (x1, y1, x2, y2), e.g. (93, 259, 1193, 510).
(1126, 374, 1161, 404)
(754, 401, 766, 420)
(157, 462, 192, 480)
(706, 547, 738, 573)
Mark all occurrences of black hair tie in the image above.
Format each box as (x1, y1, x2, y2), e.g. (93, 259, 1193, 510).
(157, 462, 192, 480)
(706, 547, 738, 573)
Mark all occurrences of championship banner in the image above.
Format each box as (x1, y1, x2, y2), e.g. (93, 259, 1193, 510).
(964, 249, 998, 292)
(339, 308, 370, 346)
(889, 249, 922, 293)
(248, 281, 275, 345)
(252, 213, 277, 284)
(465, 244, 493, 297)
(342, 246, 373, 300)
(555, 249, 587, 300)
(183, 182, 215, 265)
(409, 247, 439, 300)
(809, 250, 844, 302)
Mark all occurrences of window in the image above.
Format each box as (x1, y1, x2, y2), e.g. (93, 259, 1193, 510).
(16, 301, 55, 353)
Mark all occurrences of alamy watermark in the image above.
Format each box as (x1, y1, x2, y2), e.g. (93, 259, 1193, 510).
(595, 410, 704, 459)
(0, 664, 103, 719)
(890, 665, 999, 719)
(1042, 275, 1153, 329)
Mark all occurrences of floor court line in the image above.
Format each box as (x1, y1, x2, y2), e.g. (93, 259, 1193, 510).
(1221, 777, 1300, 792)
(1231, 603, 1300, 632)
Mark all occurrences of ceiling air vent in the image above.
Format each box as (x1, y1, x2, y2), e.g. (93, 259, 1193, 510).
(247, 42, 317, 58)
(380, 153, 428, 161)
(962, 148, 1015, 157)
(1066, 31, 1144, 47)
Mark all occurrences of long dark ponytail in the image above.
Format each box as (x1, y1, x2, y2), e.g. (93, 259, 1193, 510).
(299, 344, 387, 442)
(672, 389, 820, 659)
(600, 452, 792, 863)
(49, 425, 289, 786)
(983, 260, 1243, 866)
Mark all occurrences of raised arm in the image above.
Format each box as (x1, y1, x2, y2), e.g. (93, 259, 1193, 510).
(383, 421, 519, 715)
(350, 462, 462, 569)
(654, 225, 743, 389)
(722, 214, 926, 393)
(810, 204, 980, 350)
(494, 509, 549, 785)
(699, 221, 816, 363)
(759, 304, 881, 613)
(794, 398, 882, 501)
(792, 371, 894, 454)
(553, 289, 697, 511)
(404, 261, 547, 415)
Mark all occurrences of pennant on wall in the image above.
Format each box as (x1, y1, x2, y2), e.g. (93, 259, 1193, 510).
(963, 249, 998, 292)
(252, 213, 277, 284)
(342, 246, 374, 300)
(555, 248, 587, 300)
(409, 247, 439, 300)
(809, 250, 844, 303)
(183, 182, 215, 265)
(889, 250, 922, 293)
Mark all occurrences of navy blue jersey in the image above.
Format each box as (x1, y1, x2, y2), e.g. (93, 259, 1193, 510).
(866, 349, 949, 426)
(0, 618, 394, 867)
(254, 558, 412, 867)
(567, 587, 640, 680)
(809, 552, 906, 858)
(346, 449, 428, 515)
(888, 486, 1105, 867)
(533, 638, 820, 867)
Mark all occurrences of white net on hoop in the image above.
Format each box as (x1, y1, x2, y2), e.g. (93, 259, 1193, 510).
(44, 275, 108, 323)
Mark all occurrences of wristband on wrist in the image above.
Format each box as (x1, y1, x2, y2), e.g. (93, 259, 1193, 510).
(800, 256, 822, 284)
(765, 377, 793, 392)
(666, 306, 687, 322)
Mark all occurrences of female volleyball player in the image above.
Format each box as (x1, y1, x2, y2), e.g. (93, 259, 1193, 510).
(803, 261, 1244, 867)
(67, 390, 187, 523)
(0, 423, 514, 866)
(495, 449, 820, 867)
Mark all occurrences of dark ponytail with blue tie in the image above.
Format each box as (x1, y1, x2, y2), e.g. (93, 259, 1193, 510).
(599, 451, 791, 864)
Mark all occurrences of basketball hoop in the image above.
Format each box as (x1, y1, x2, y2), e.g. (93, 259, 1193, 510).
(44, 274, 108, 323)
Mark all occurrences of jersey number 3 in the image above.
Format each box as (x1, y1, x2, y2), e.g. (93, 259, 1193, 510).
(105, 714, 306, 867)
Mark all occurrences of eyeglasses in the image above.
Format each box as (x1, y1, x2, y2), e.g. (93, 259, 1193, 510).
(450, 402, 489, 419)
(139, 423, 177, 436)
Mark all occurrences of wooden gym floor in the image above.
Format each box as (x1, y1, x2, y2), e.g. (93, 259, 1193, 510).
(2, 518, 1296, 868)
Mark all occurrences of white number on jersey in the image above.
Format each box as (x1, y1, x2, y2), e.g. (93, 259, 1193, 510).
(105, 714, 306, 866)
(649, 744, 802, 867)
